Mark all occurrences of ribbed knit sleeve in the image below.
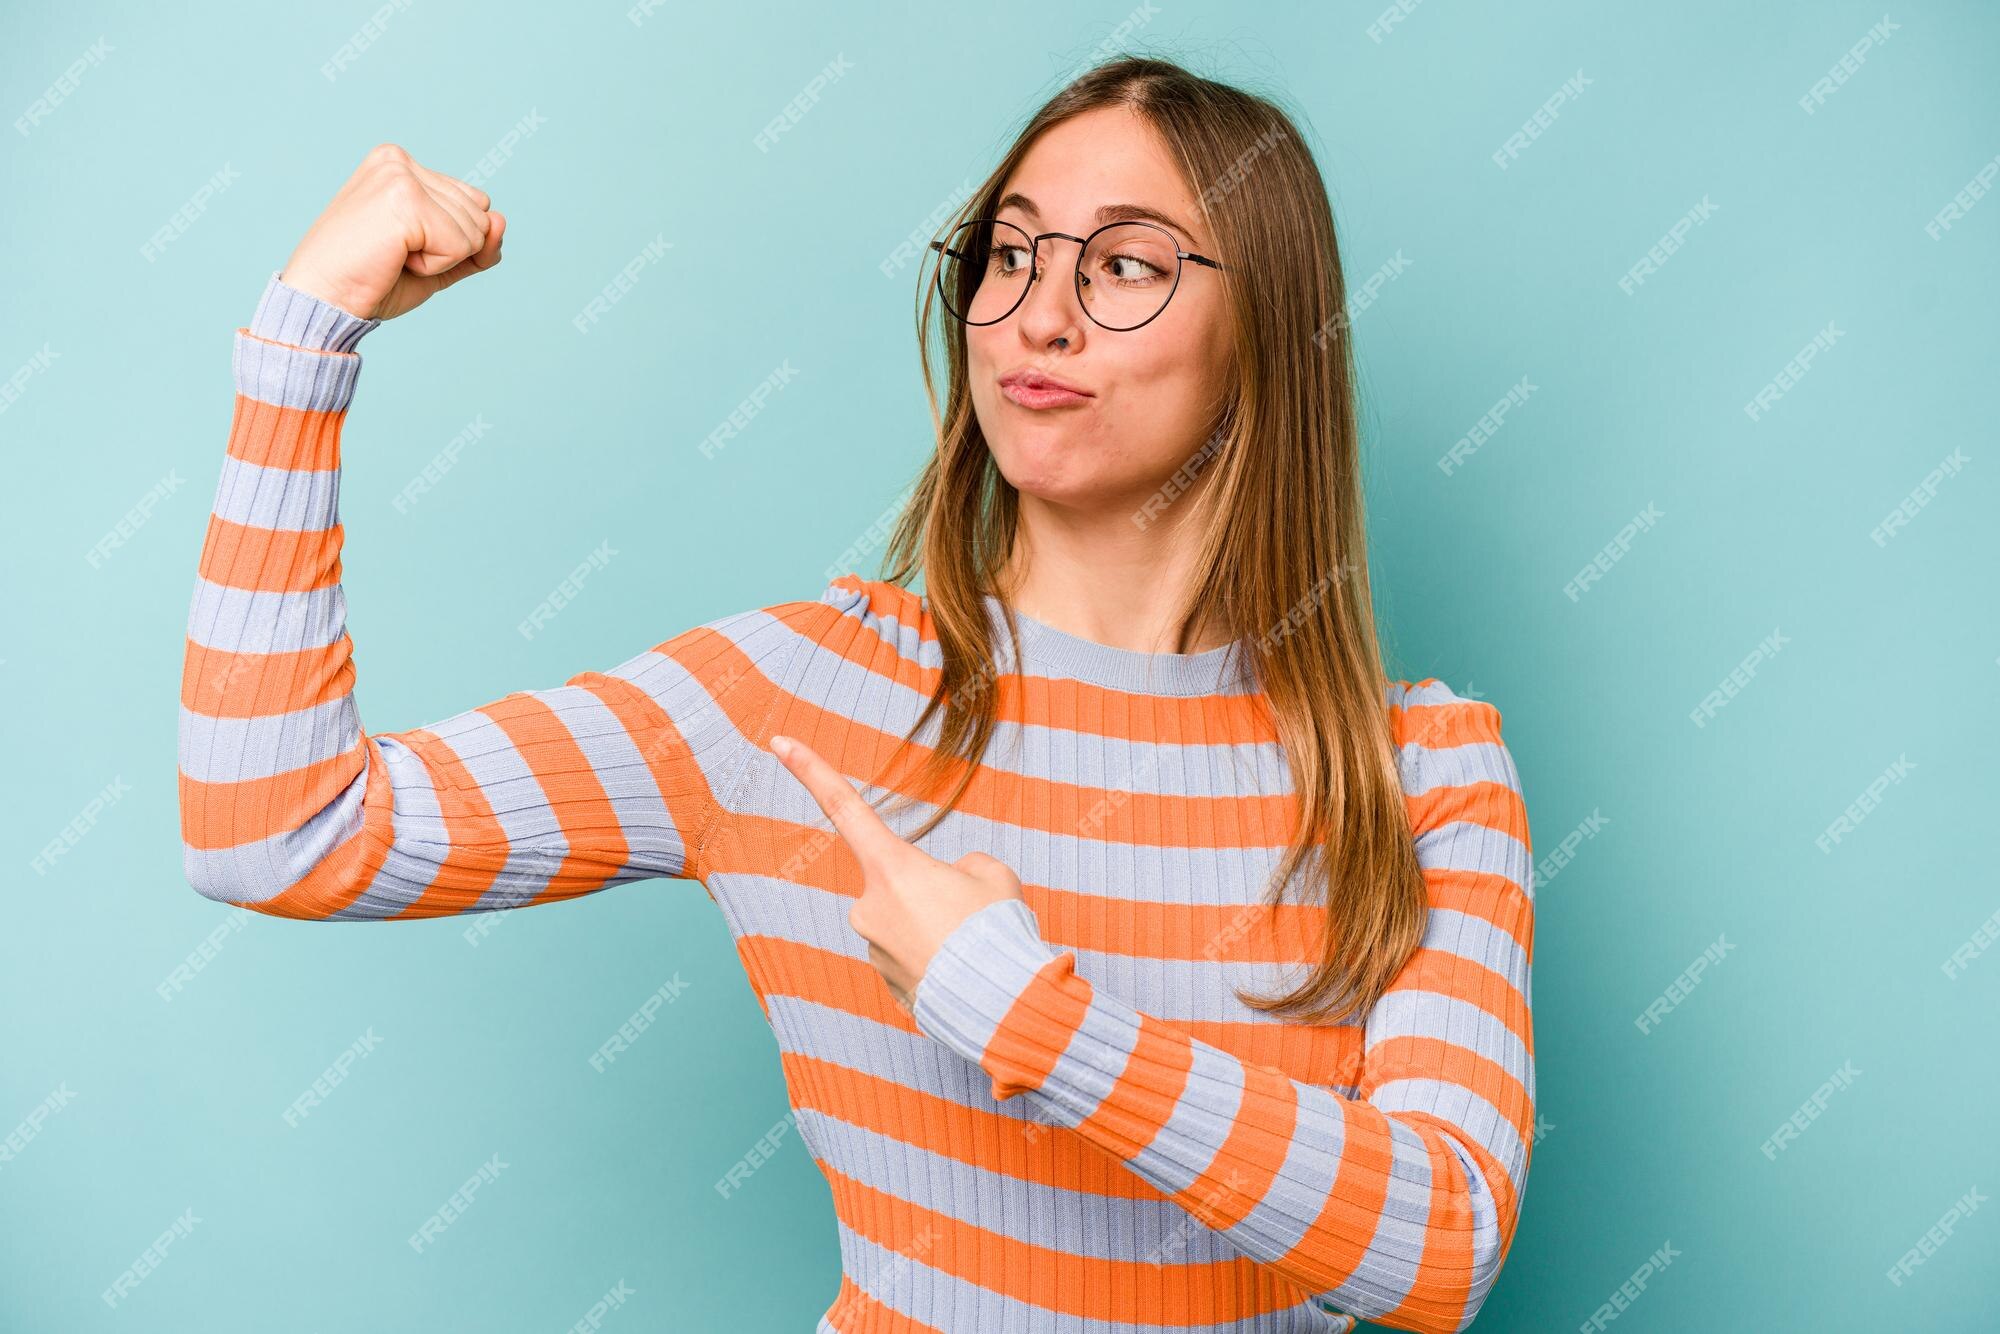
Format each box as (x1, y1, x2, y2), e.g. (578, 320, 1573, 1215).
(910, 687, 1535, 1334)
(177, 273, 816, 919)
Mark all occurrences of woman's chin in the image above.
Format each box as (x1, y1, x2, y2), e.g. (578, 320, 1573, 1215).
(992, 449, 1093, 502)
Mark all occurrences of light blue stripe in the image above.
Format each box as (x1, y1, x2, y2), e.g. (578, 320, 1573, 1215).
(794, 1105, 1256, 1265)
(211, 451, 338, 531)
(232, 328, 364, 412)
(177, 695, 358, 787)
(824, 1221, 1354, 1333)
(185, 577, 348, 656)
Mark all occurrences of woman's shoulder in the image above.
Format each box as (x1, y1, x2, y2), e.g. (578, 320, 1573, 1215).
(815, 571, 920, 618)
(726, 572, 932, 671)
(1386, 676, 1507, 752)
(1385, 677, 1531, 898)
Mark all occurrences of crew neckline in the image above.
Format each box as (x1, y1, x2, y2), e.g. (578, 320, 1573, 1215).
(977, 592, 1252, 696)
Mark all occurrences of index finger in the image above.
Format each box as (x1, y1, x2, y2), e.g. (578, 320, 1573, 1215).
(770, 734, 906, 866)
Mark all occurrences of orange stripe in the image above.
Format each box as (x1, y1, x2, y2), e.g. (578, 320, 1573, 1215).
(1360, 1034, 1534, 1162)
(783, 1052, 1162, 1200)
(968, 953, 1089, 1101)
(225, 385, 346, 470)
(719, 806, 1339, 958)
(179, 738, 366, 853)
(181, 635, 355, 720)
(717, 705, 1298, 853)
(1408, 775, 1529, 852)
(821, 1160, 1328, 1325)
(199, 511, 343, 593)
(1391, 693, 1503, 752)
(1426, 866, 1534, 957)
(753, 925, 1366, 1096)
(821, 575, 1281, 746)
(1384, 945, 1534, 1066)
(1034, 882, 1330, 964)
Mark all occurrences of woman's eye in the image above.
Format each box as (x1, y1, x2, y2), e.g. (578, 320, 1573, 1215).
(1106, 254, 1163, 282)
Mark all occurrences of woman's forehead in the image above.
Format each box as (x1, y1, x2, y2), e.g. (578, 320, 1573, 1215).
(999, 110, 1207, 242)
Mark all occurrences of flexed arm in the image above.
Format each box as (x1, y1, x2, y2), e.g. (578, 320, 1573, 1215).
(179, 147, 811, 919)
(908, 686, 1536, 1333)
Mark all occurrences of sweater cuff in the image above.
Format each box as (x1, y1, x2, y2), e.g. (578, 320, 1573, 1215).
(911, 896, 1079, 1103)
(248, 270, 381, 351)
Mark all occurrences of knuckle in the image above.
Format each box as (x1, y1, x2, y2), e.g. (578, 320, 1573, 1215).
(382, 172, 427, 209)
(367, 141, 410, 165)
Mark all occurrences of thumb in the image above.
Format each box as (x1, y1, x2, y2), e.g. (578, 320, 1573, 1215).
(953, 850, 1021, 896)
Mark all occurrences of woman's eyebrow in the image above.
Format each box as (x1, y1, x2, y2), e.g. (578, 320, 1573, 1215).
(997, 191, 1200, 243)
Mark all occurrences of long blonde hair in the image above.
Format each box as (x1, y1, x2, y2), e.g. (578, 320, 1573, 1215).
(869, 54, 1425, 1027)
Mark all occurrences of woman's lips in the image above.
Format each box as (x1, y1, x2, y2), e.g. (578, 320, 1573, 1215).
(1000, 381, 1092, 409)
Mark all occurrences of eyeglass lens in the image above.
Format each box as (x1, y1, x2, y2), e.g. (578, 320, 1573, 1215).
(937, 219, 1183, 330)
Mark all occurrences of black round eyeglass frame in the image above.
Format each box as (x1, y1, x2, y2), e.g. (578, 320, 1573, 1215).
(927, 218, 1227, 332)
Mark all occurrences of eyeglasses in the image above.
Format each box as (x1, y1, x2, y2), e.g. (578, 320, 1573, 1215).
(928, 217, 1226, 332)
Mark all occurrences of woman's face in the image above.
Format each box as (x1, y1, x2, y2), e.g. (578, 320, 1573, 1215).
(966, 104, 1237, 516)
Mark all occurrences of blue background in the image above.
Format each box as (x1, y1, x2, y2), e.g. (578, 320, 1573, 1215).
(3, 1, 1995, 1329)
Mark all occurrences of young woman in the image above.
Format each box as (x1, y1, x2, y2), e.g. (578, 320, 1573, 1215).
(180, 56, 1535, 1334)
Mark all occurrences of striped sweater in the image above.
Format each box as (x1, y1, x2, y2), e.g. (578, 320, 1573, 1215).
(177, 271, 1537, 1334)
